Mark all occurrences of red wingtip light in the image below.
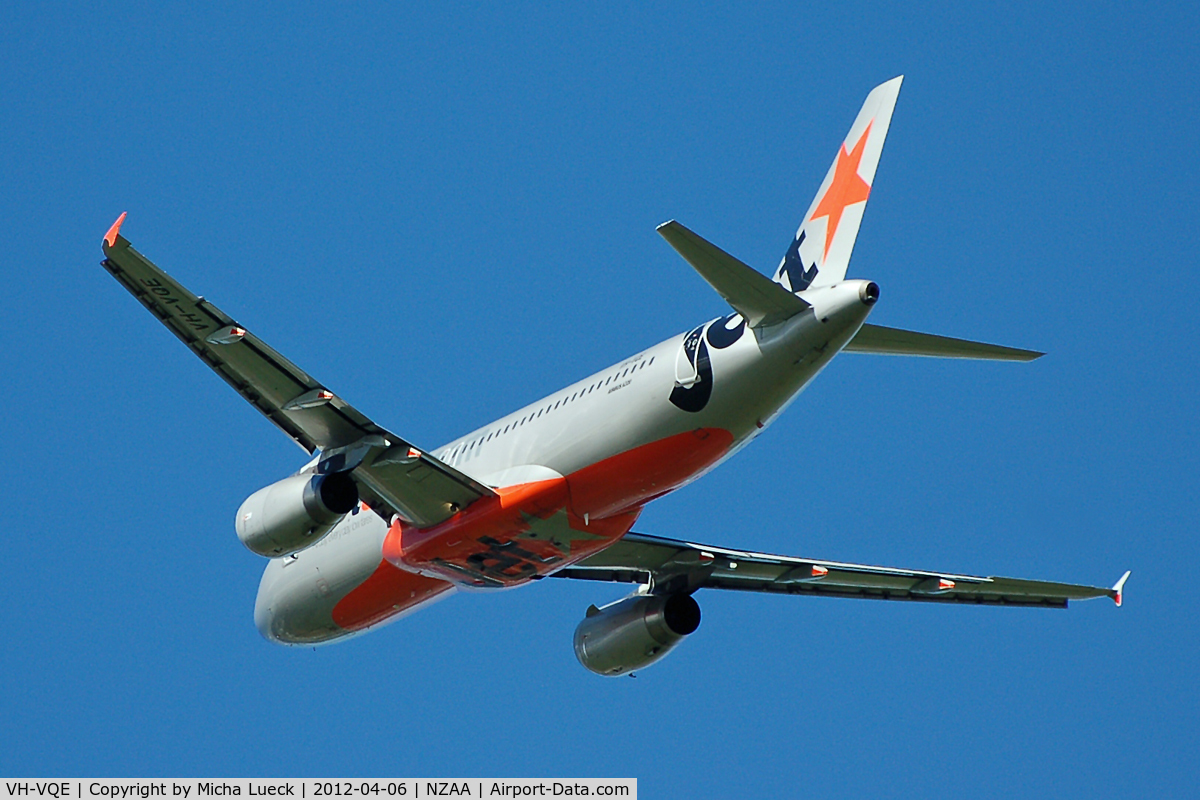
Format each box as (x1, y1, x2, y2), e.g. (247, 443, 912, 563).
(938, 578, 956, 591)
(103, 212, 127, 248)
(812, 565, 829, 578)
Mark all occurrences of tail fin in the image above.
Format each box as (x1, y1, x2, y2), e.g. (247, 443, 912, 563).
(773, 76, 903, 293)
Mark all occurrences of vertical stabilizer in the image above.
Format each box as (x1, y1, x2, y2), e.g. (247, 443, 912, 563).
(773, 76, 902, 293)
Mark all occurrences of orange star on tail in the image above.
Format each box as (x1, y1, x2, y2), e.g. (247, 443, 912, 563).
(810, 121, 873, 262)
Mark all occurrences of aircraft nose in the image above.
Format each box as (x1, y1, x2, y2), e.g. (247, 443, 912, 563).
(253, 582, 279, 642)
(252, 558, 353, 645)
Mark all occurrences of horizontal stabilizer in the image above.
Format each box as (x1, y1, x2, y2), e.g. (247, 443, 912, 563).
(845, 323, 1043, 361)
(658, 220, 809, 328)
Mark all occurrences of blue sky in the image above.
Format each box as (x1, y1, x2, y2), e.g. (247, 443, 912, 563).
(2, 1, 1196, 795)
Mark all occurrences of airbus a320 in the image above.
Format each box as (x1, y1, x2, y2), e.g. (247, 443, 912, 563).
(99, 77, 1128, 676)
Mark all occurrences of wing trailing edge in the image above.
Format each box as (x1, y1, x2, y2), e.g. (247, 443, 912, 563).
(557, 531, 1121, 609)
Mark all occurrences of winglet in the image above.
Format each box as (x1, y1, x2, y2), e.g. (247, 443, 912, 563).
(1111, 570, 1131, 607)
(103, 212, 127, 249)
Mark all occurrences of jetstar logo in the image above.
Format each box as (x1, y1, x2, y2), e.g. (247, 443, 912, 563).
(775, 119, 875, 294)
(810, 120, 873, 262)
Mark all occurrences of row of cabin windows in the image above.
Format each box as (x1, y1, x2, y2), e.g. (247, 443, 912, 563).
(443, 356, 656, 466)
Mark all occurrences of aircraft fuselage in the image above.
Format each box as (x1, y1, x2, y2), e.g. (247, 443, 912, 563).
(253, 281, 877, 643)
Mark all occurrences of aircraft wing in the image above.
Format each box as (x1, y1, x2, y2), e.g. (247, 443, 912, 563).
(99, 214, 495, 527)
(555, 531, 1128, 608)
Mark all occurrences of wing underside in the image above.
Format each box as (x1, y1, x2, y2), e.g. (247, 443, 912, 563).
(100, 215, 494, 527)
(556, 532, 1122, 608)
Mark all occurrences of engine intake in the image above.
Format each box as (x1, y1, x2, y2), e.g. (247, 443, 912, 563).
(573, 592, 701, 676)
(235, 471, 359, 557)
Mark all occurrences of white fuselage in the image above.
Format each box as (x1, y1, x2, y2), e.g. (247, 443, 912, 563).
(254, 281, 877, 644)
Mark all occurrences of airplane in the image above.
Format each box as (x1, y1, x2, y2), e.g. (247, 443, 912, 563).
(99, 76, 1129, 676)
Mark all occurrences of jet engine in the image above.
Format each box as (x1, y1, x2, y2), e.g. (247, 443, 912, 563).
(573, 592, 701, 676)
(235, 471, 359, 557)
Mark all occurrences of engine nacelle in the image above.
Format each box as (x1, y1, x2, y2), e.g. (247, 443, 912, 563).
(235, 471, 359, 557)
(573, 592, 701, 676)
